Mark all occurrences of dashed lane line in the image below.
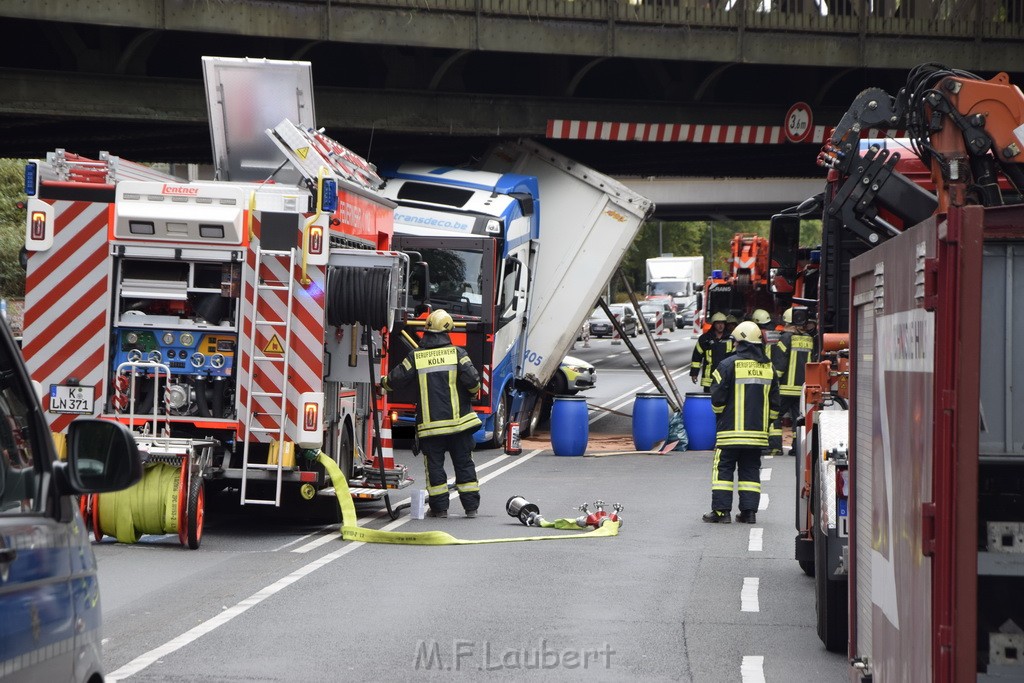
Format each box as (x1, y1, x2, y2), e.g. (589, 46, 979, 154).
(741, 577, 760, 612)
(761, 468, 772, 481)
(747, 527, 763, 552)
(741, 655, 766, 683)
(758, 494, 770, 511)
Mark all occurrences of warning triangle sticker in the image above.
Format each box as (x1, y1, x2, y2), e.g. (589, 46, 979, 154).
(263, 335, 285, 355)
(296, 146, 310, 160)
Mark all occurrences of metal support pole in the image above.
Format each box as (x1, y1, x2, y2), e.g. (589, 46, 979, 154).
(596, 297, 676, 411)
(619, 270, 685, 412)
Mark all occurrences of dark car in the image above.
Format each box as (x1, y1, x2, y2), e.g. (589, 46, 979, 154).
(640, 301, 677, 332)
(587, 305, 638, 338)
(0, 314, 142, 683)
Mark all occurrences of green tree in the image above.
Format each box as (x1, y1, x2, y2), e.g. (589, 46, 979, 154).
(0, 159, 26, 299)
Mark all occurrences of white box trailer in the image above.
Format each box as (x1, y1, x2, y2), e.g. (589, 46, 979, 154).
(481, 139, 654, 397)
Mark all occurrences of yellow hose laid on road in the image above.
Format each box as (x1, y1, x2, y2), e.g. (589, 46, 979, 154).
(317, 453, 619, 544)
(97, 462, 181, 543)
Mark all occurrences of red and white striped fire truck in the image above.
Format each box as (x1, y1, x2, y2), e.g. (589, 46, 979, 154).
(20, 58, 408, 548)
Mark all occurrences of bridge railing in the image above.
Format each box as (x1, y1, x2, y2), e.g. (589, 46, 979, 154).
(328, 0, 1024, 38)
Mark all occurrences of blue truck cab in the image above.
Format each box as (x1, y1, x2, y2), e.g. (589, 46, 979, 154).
(0, 315, 142, 682)
(380, 164, 540, 448)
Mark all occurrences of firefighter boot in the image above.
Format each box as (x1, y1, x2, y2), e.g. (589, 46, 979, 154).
(702, 510, 732, 524)
(736, 510, 757, 524)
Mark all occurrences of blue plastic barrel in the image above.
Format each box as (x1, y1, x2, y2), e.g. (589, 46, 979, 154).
(550, 396, 589, 456)
(632, 393, 669, 451)
(683, 392, 716, 451)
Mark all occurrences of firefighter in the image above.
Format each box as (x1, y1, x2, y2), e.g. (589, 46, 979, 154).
(380, 309, 482, 518)
(724, 314, 739, 336)
(771, 307, 816, 456)
(804, 315, 820, 362)
(690, 312, 733, 393)
(703, 321, 780, 524)
(750, 308, 782, 454)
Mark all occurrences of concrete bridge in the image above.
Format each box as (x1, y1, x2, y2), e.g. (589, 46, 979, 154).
(0, 0, 1021, 213)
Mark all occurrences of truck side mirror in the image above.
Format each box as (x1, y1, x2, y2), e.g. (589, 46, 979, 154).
(769, 214, 800, 293)
(511, 193, 535, 218)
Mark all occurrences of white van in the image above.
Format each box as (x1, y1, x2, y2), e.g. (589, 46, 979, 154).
(0, 316, 142, 681)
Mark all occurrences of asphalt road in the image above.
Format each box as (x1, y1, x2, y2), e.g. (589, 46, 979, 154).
(94, 328, 848, 682)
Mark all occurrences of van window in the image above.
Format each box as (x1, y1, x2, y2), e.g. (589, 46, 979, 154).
(0, 352, 41, 515)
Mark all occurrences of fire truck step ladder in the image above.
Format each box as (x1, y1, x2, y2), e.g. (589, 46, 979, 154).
(240, 246, 298, 506)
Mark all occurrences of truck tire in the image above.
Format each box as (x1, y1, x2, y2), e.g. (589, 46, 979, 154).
(486, 393, 508, 449)
(185, 475, 205, 550)
(814, 484, 848, 652)
(795, 427, 815, 578)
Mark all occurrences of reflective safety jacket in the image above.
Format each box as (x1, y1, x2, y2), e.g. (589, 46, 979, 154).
(382, 332, 482, 438)
(691, 331, 733, 388)
(771, 330, 815, 397)
(710, 343, 780, 448)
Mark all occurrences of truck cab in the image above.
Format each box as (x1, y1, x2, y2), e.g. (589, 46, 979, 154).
(380, 164, 539, 448)
(0, 314, 142, 682)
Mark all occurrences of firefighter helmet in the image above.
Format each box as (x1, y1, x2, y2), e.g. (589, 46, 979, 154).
(782, 307, 793, 324)
(725, 314, 739, 324)
(731, 321, 763, 344)
(710, 312, 728, 323)
(751, 309, 772, 325)
(425, 309, 455, 333)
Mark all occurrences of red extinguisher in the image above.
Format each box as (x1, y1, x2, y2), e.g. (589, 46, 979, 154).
(505, 421, 522, 455)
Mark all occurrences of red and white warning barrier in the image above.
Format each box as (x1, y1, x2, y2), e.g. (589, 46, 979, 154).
(546, 120, 902, 144)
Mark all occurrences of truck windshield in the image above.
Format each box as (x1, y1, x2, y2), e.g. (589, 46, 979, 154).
(417, 247, 485, 317)
(649, 281, 687, 297)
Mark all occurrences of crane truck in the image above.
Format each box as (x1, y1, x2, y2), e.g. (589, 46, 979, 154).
(381, 139, 654, 442)
(19, 57, 408, 548)
(784, 63, 1024, 682)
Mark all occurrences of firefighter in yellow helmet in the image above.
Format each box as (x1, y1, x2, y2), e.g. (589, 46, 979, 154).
(690, 312, 733, 393)
(704, 321, 780, 524)
(750, 308, 782, 454)
(770, 307, 815, 455)
(381, 309, 482, 518)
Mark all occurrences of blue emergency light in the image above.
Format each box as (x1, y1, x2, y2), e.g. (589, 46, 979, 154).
(320, 178, 338, 213)
(711, 269, 723, 279)
(24, 161, 37, 197)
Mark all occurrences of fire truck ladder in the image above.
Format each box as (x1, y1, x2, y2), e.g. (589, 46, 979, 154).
(240, 245, 297, 506)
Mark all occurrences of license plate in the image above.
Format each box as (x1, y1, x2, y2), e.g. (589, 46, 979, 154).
(49, 384, 95, 415)
(838, 498, 849, 538)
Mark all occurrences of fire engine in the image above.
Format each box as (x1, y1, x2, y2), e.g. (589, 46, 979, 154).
(20, 57, 408, 549)
(786, 63, 1024, 681)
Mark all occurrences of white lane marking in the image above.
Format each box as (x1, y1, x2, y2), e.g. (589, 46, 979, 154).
(763, 455, 774, 460)
(748, 527, 763, 552)
(741, 655, 766, 683)
(758, 494, 769, 511)
(108, 449, 544, 681)
(291, 453, 510, 553)
(271, 525, 337, 553)
(741, 577, 760, 612)
(761, 468, 772, 481)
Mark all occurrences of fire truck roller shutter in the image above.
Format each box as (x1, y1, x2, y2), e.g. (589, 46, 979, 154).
(326, 265, 393, 329)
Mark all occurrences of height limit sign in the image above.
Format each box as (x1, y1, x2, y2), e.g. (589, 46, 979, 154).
(784, 102, 813, 143)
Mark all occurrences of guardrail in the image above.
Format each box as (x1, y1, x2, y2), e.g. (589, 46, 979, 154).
(327, 0, 1024, 39)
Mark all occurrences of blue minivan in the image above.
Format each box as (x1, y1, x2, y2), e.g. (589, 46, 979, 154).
(0, 316, 141, 682)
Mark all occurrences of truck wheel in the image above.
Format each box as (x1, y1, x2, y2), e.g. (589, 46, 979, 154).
(185, 476, 205, 550)
(799, 559, 815, 577)
(338, 423, 354, 481)
(487, 393, 508, 449)
(814, 490, 848, 652)
(522, 395, 544, 438)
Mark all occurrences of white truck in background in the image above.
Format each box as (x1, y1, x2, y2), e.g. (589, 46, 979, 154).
(645, 255, 703, 309)
(481, 139, 654, 433)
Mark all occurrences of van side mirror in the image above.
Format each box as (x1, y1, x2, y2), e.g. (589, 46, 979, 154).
(63, 420, 142, 494)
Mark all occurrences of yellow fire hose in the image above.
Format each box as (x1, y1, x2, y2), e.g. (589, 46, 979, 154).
(316, 452, 620, 544)
(97, 462, 181, 543)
